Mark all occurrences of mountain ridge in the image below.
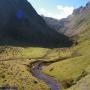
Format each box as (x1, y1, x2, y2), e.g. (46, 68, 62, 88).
(0, 0, 72, 47)
(42, 1, 90, 37)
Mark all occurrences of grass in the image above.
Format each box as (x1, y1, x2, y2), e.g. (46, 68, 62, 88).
(45, 48, 73, 60)
(43, 27, 90, 90)
(0, 45, 73, 90)
(0, 46, 50, 90)
(42, 12, 90, 89)
(0, 46, 50, 60)
(0, 37, 89, 90)
(0, 46, 73, 61)
(43, 50, 90, 90)
(0, 59, 49, 90)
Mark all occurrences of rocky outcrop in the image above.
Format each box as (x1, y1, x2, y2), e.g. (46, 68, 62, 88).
(73, 6, 84, 15)
(86, 1, 90, 8)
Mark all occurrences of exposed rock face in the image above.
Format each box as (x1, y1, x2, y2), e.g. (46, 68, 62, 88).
(86, 1, 90, 8)
(42, 2, 90, 37)
(73, 6, 84, 15)
(0, 0, 72, 47)
(42, 16, 61, 31)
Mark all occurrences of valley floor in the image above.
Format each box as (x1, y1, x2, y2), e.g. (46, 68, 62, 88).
(0, 46, 72, 90)
(43, 40, 90, 90)
(0, 40, 90, 90)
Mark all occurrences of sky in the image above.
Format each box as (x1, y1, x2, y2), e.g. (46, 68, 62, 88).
(28, 0, 89, 19)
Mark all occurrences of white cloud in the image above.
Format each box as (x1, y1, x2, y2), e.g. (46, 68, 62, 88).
(38, 5, 74, 19)
(57, 5, 74, 17)
(39, 8, 53, 17)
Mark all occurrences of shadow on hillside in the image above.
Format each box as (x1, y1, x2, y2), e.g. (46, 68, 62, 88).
(0, 40, 73, 48)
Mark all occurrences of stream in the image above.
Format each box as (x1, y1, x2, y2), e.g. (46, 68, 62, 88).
(31, 62, 60, 90)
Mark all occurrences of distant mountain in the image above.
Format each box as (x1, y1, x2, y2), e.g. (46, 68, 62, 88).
(42, 2, 90, 37)
(42, 16, 61, 31)
(0, 0, 72, 47)
(42, 16, 69, 35)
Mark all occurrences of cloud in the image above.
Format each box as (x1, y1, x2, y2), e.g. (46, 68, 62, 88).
(39, 8, 53, 17)
(38, 5, 74, 19)
(57, 5, 74, 17)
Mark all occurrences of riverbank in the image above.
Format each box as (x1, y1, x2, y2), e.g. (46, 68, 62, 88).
(31, 61, 60, 90)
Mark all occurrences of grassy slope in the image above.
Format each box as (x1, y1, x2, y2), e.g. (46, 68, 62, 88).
(43, 41, 90, 90)
(0, 47, 50, 90)
(0, 46, 73, 61)
(0, 46, 73, 90)
(0, 59, 49, 90)
(43, 12, 90, 90)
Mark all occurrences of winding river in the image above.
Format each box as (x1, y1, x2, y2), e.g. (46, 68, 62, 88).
(31, 62, 60, 90)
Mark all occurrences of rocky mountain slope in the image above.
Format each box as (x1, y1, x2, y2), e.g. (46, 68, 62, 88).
(0, 0, 72, 47)
(42, 2, 90, 90)
(43, 2, 90, 37)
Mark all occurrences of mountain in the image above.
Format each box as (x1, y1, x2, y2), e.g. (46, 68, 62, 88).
(42, 2, 90, 37)
(0, 0, 72, 47)
(42, 2, 90, 90)
(42, 16, 61, 31)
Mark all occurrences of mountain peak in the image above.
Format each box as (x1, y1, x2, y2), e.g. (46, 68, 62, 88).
(42, 1, 90, 37)
(73, 6, 84, 15)
(0, 0, 72, 47)
(86, 1, 90, 8)
(73, 1, 90, 15)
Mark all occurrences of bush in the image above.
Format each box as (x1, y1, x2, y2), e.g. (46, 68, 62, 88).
(61, 79, 74, 89)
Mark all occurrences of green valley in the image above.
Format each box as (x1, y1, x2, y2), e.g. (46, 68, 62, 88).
(0, 0, 90, 90)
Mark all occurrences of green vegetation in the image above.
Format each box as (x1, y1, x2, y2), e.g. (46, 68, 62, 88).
(0, 46, 49, 60)
(0, 2, 90, 90)
(0, 46, 73, 90)
(0, 18, 90, 90)
(43, 13, 90, 90)
(0, 46, 73, 61)
(0, 59, 49, 90)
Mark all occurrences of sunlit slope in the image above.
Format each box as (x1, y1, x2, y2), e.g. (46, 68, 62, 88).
(62, 6, 90, 36)
(43, 28, 90, 90)
(43, 3, 90, 90)
(43, 2, 90, 37)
